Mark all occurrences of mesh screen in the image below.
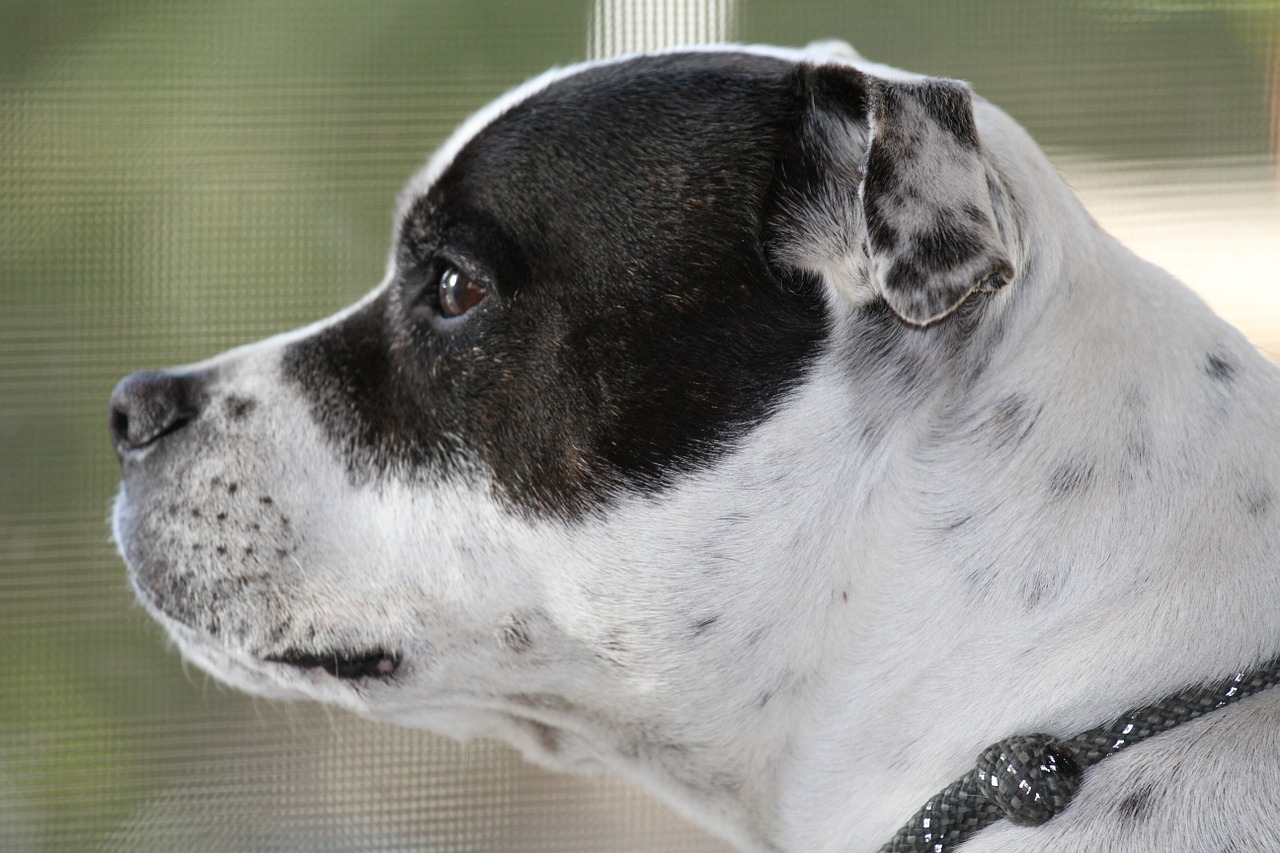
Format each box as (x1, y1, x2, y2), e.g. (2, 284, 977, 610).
(2, 1, 1277, 851)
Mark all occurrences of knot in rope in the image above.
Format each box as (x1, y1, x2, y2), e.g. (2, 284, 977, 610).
(974, 734, 1080, 826)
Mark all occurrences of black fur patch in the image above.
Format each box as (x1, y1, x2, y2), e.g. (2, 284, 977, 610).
(915, 81, 981, 151)
(1116, 784, 1157, 825)
(1205, 351, 1237, 383)
(223, 395, 256, 421)
(1020, 568, 1064, 610)
(1048, 458, 1095, 500)
(283, 53, 829, 519)
(691, 615, 720, 637)
(770, 62, 869, 219)
(983, 393, 1039, 449)
(1243, 481, 1274, 518)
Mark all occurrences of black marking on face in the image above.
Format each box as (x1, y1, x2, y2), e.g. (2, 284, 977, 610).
(223, 395, 257, 421)
(283, 52, 830, 519)
(1205, 351, 1238, 383)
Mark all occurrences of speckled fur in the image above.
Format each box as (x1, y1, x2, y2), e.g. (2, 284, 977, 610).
(112, 42, 1280, 853)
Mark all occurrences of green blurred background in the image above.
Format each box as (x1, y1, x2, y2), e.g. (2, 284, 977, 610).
(2, 1, 1278, 850)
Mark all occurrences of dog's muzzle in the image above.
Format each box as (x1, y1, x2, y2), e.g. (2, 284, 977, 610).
(110, 365, 407, 687)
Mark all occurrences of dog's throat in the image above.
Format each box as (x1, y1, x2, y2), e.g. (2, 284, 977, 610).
(880, 658, 1280, 852)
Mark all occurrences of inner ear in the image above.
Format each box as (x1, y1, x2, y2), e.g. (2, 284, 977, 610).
(861, 77, 1013, 326)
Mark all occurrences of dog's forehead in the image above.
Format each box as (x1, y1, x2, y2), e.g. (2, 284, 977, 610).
(399, 51, 800, 225)
(397, 42, 924, 216)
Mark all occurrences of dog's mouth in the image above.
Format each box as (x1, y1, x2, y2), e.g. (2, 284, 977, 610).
(265, 648, 401, 681)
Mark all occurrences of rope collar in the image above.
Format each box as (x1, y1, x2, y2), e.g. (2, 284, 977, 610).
(881, 659, 1280, 852)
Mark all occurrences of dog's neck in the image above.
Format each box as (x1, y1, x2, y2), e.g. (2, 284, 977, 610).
(763, 220, 1280, 851)
(556, 185, 1280, 852)
(374, 117, 1280, 853)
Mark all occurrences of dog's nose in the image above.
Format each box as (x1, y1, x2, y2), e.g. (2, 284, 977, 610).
(109, 370, 201, 462)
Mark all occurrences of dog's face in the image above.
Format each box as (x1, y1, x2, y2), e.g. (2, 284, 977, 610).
(112, 47, 1017, 831)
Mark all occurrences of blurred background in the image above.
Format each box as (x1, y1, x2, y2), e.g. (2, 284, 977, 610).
(1, 1, 1277, 850)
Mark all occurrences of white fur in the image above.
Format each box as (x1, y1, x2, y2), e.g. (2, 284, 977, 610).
(115, 43, 1280, 852)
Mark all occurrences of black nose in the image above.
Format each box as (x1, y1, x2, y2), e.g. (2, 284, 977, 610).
(109, 370, 202, 462)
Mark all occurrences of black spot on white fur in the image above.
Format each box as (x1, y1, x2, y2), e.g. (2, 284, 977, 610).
(1243, 482, 1274, 518)
(283, 52, 830, 519)
(521, 719, 561, 755)
(223, 395, 256, 421)
(1049, 458, 1094, 500)
(499, 613, 534, 653)
(1020, 568, 1065, 610)
(982, 393, 1039, 449)
(691, 616, 720, 637)
(1205, 351, 1238, 383)
(1116, 783, 1157, 825)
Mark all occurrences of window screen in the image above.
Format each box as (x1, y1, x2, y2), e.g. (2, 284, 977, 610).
(2, 1, 1277, 851)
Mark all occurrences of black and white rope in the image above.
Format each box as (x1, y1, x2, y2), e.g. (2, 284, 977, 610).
(880, 659, 1280, 852)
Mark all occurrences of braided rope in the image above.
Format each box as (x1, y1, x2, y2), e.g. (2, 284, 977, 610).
(880, 660, 1280, 852)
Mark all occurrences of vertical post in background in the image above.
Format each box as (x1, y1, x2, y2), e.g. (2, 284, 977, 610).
(589, 0, 740, 60)
(1269, 31, 1279, 188)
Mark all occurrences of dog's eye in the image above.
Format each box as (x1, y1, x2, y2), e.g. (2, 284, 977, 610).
(437, 265, 488, 318)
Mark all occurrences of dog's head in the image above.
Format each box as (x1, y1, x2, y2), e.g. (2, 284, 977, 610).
(111, 46, 1022, 827)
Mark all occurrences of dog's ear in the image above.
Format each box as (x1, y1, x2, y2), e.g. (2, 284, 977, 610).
(769, 64, 1013, 326)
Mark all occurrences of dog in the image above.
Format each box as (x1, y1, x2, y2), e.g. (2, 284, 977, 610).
(109, 42, 1280, 852)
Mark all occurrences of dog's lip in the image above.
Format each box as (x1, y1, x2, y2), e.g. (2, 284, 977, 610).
(264, 648, 401, 681)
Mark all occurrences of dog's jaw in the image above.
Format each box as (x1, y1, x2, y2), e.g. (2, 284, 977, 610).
(110, 296, 878, 849)
(111, 389, 827, 853)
